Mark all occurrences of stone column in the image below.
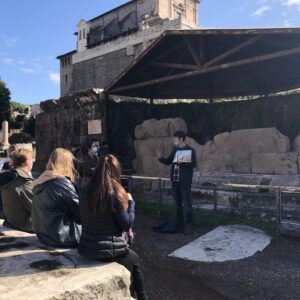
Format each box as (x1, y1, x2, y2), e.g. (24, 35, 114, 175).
(2, 121, 9, 150)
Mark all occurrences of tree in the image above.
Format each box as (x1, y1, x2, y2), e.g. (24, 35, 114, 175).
(0, 79, 11, 125)
(10, 101, 29, 114)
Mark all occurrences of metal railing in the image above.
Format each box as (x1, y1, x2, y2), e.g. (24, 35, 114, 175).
(121, 175, 300, 236)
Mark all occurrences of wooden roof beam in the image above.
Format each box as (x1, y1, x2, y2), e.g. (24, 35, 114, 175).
(203, 36, 260, 68)
(152, 62, 198, 70)
(109, 45, 300, 93)
(183, 36, 202, 66)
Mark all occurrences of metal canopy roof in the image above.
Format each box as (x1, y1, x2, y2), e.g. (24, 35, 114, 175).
(105, 28, 300, 99)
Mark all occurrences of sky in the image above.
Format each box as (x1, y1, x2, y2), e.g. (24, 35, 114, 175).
(1, 0, 300, 105)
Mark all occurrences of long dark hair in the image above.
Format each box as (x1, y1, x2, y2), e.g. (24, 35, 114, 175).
(87, 154, 129, 214)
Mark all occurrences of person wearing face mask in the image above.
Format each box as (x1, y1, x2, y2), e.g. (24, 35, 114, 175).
(156, 131, 196, 232)
(0, 148, 34, 232)
(77, 141, 99, 190)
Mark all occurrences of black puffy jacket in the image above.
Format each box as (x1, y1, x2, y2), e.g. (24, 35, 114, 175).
(78, 191, 128, 260)
(32, 174, 81, 247)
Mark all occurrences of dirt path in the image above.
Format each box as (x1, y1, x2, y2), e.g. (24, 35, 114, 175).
(132, 214, 300, 300)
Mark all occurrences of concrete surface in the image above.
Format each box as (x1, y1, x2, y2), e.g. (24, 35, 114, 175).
(169, 225, 272, 262)
(0, 221, 132, 300)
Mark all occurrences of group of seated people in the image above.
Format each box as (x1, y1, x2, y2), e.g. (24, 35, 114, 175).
(0, 144, 147, 300)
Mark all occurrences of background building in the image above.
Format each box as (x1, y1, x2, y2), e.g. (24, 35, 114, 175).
(57, 0, 200, 96)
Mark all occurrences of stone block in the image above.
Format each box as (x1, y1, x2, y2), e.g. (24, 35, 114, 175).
(201, 154, 233, 173)
(134, 118, 187, 139)
(228, 128, 290, 154)
(40, 100, 58, 112)
(0, 222, 131, 300)
(251, 152, 298, 175)
(293, 134, 300, 152)
(168, 118, 188, 137)
(231, 154, 251, 174)
(213, 132, 230, 149)
(134, 137, 173, 161)
(134, 119, 156, 139)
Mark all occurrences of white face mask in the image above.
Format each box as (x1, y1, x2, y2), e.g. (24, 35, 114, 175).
(91, 147, 98, 154)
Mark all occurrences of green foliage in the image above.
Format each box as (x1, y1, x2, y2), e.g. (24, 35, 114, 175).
(0, 79, 11, 125)
(9, 114, 25, 129)
(9, 116, 18, 129)
(10, 101, 29, 114)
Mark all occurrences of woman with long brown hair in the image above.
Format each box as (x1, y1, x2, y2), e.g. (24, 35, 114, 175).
(32, 148, 81, 247)
(78, 154, 147, 300)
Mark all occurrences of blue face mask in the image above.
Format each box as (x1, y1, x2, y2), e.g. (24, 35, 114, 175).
(91, 147, 98, 154)
(174, 141, 180, 148)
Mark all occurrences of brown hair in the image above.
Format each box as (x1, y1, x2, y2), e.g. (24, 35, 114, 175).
(88, 154, 129, 214)
(46, 148, 76, 182)
(7, 145, 17, 157)
(12, 148, 32, 168)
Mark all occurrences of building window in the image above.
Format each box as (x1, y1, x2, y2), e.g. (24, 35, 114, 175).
(68, 56, 71, 65)
(61, 59, 64, 67)
(83, 28, 86, 39)
(65, 74, 68, 83)
(79, 30, 82, 40)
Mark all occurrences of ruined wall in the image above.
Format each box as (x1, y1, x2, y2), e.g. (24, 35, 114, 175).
(133, 118, 298, 176)
(108, 94, 300, 167)
(35, 91, 106, 168)
(36, 93, 300, 171)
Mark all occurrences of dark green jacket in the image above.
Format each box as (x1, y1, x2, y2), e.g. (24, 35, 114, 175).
(0, 168, 33, 232)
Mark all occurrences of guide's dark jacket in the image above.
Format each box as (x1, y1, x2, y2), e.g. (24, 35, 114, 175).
(159, 144, 197, 184)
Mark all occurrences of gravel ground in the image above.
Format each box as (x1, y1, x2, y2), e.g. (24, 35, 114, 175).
(132, 214, 300, 300)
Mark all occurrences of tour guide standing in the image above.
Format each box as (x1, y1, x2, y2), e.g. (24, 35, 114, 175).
(156, 130, 196, 231)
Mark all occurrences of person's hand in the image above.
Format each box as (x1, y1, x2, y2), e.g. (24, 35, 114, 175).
(127, 192, 133, 201)
(156, 150, 161, 159)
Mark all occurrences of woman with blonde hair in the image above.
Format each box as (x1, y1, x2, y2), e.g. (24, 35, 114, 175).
(32, 148, 81, 247)
(78, 154, 147, 300)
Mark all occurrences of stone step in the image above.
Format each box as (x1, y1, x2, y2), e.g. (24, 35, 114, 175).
(0, 220, 132, 300)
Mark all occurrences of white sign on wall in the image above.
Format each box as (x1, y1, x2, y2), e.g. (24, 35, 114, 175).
(88, 119, 102, 135)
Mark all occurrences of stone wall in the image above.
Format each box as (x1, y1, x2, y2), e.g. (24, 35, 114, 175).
(133, 118, 300, 176)
(108, 94, 300, 168)
(36, 93, 300, 172)
(70, 48, 132, 94)
(35, 90, 107, 167)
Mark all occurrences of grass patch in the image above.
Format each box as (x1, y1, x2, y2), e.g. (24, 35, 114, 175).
(136, 199, 277, 236)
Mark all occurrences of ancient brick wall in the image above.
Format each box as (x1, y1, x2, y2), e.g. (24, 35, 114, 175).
(36, 93, 300, 170)
(35, 91, 106, 168)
